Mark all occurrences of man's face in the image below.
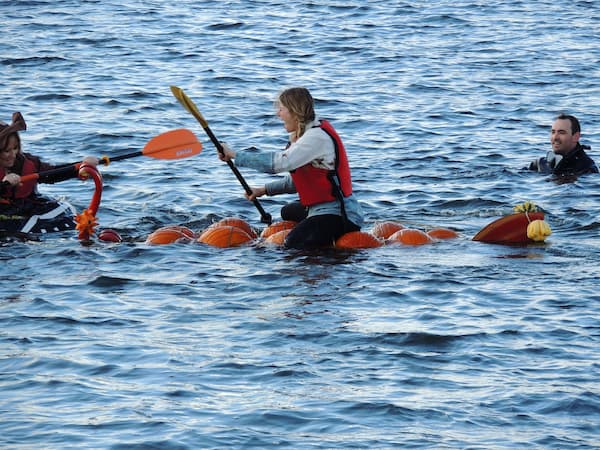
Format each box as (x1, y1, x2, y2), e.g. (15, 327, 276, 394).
(550, 118, 579, 156)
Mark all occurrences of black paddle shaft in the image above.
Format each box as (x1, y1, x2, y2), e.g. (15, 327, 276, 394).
(203, 125, 272, 225)
(108, 150, 142, 162)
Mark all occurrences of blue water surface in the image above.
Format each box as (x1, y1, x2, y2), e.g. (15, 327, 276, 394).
(1, 1, 599, 448)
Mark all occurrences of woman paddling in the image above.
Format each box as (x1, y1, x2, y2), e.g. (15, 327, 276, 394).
(1, 112, 98, 231)
(219, 87, 364, 249)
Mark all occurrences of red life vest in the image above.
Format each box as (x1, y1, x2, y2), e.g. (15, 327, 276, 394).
(0, 156, 37, 199)
(290, 120, 353, 207)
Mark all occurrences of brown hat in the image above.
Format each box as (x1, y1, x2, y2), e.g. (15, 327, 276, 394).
(0, 112, 26, 149)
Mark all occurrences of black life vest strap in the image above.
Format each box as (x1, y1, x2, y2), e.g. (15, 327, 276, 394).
(317, 122, 349, 229)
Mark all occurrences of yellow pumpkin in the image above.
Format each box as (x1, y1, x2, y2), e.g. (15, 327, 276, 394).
(527, 220, 552, 242)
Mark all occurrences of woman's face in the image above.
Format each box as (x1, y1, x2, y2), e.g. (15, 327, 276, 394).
(276, 102, 297, 133)
(0, 135, 19, 169)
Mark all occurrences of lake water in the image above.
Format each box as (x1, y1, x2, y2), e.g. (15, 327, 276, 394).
(1, 1, 599, 448)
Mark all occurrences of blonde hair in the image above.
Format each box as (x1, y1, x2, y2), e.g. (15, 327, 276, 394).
(277, 87, 315, 140)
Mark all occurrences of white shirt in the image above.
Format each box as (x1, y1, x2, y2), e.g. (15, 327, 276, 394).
(271, 119, 336, 172)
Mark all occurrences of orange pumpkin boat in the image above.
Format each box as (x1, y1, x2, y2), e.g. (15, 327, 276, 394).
(143, 201, 552, 249)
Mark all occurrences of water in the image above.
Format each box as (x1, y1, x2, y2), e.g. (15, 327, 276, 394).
(1, 1, 600, 448)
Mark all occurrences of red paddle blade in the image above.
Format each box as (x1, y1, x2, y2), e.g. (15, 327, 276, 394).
(472, 212, 545, 244)
(143, 128, 202, 159)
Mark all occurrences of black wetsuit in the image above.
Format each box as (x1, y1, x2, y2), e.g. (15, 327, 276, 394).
(529, 143, 598, 177)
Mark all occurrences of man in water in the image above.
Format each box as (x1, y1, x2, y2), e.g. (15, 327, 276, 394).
(529, 114, 598, 177)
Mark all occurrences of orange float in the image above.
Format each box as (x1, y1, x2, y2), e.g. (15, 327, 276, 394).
(472, 212, 545, 244)
(260, 220, 297, 238)
(211, 217, 257, 238)
(371, 220, 404, 239)
(427, 227, 459, 240)
(335, 231, 384, 249)
(388, 228, 434, 245)
(263, 229, 292, 246)
(146, 228, 191, 245)
(98, 228, 123, 243)
(198, 225, 254, 248)
(156, 225, 196, 239)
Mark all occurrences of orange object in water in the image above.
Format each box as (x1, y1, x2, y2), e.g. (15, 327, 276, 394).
(198, 225, 254, 248)
(260, 220, 297, 238)
(212, 217, 257, 238)
(74, 162, 103, 241)
(146, 228, 191, 245)
(335, 231, 384, 249)
(98, 228, 122, 243)
(263, 229, 291, 246)
(472, 212, 545, 244)
(155, 225, 196, 239)
(427, 227, 459, 240)
(388, 228, 434, 245)
(75, 208, 98, 241)
(371, 220, 404, 239)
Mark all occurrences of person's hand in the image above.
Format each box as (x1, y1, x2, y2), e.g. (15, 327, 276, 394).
(81, 156, 99, 167)
(219, 142, 236, 162)
(2, 173, 21, 186)
(245, 186, 266, 201)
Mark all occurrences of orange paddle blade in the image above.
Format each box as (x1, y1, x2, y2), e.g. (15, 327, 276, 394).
(142, 128, 202, 160)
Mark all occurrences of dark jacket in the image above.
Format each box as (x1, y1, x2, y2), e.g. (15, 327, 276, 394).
(529, 143, 598, 177)
(1, 152, 76, 199)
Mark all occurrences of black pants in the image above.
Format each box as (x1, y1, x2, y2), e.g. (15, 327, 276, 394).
(284, 213, 360, 249)
(281, 200, 308, 222)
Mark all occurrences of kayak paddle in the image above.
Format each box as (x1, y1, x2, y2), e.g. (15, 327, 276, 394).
(170, 85, 272, 225)
(3, 128, 202, 186)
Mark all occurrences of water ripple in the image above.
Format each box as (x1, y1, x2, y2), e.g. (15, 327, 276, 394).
(1, 0, 599, 448)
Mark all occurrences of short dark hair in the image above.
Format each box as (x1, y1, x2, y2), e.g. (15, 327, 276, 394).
(556, 114, 581, 135)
